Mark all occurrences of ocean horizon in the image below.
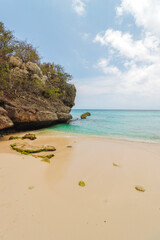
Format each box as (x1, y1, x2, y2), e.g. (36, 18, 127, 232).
(48, 109, 160, 143)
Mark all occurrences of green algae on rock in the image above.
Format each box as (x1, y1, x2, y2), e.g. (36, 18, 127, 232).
(9, 136, 22, 140)
(10, 142, 56, 153)
(22, 133, 37, 140)
(9, 133, 36, 141)
(78, 181, 86, 187)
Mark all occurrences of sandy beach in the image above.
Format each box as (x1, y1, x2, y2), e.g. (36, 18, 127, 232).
(0, 131, 160, 240)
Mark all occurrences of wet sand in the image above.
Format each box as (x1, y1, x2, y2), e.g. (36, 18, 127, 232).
(0, 132, 160, 240)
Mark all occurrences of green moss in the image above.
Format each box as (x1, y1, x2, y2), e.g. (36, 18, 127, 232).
(10, 143, 16, 148)
(9, 136, 22, 140)
(41, 88, 61, 99)
(78, 181, 86, 187)
(10, 144, 31, 155)
(21, 151, 30, 155)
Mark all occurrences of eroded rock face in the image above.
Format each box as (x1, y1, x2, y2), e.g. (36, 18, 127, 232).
(9, 56, 22, 68)
(26, 62, 42, 76)
(0, 58, 76, 132)
(0, 107, 14, 130)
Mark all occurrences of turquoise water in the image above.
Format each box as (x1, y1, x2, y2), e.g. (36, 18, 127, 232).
(49, 110, 160, 143)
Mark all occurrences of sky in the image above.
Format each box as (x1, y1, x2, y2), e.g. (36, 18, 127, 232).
(1, 0, 160, 109)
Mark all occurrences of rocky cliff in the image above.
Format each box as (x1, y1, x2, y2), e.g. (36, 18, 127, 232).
(0, 56, 76, 132)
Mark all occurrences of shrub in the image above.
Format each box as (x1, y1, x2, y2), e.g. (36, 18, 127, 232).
(0, 22, 16, 59)
(14, 40, 40, 64)
(41, 88, 61, 99)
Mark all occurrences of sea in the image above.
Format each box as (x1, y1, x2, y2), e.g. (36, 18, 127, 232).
(49, 109, 160, 143)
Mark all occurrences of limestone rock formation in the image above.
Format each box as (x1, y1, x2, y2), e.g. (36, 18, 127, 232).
(0, 58, 76, 132)
(0, 107, 14, 130)
(9, 56, 22, 68)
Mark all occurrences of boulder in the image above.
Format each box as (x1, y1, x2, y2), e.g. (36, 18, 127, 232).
(85, 112, 91, 116)
(31, 74, 41, 81)
(9, 56, 22, 68)
(41, 75, 48, 84)
(57, 112, 72, 122)
(26, 62, 42, 76)
(11, 142, 56, 153)
(81, 112, 91, 119)
(11, 67, 28, 79)
(81, 114, 87, 119)
(22, 133, 37, 140)
(0, 107, 14, 130)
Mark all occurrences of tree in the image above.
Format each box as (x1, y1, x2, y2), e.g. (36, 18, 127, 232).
(14, 40, 40, 64)
(0, 22, 15, 59)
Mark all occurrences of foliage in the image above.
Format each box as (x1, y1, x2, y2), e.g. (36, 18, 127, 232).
(41, 88, 61, 99)
(0, 21, 73, 102)
(14, 40, 40, 63)
(0, 22, 15, 59)
(41, 62, 72, 82)
(41, 62, 56, 75)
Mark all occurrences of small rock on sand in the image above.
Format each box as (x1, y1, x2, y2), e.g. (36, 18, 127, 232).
(135, 185, 145, 192)
(113, 162, 120, 167)
(78, 181, 86, 187)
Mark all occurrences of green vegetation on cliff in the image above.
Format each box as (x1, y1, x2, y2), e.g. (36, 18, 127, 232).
(0, 21, 76, 131)
(0, 21, 73, 100)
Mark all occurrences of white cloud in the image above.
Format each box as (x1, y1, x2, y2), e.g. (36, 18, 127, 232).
(96, 58, 121, 76)
(90, 0, 160, 104)
(94, 29, 160, 63)
(72, 0, 86, 16)
(116, 0, 160, 37)
(73, 0, 160, 108)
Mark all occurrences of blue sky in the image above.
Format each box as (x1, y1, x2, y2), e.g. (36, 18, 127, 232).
(1, 0, 160, 109)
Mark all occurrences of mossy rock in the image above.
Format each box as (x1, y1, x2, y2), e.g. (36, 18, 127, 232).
(22, 133, 36, 140)
(9, 133, 36, 141)
(10, 143, 56, 154)
(9, 136, 22, 140)
(78, 181, 86, 187)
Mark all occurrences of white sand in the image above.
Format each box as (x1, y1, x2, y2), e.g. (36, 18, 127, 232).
(0, 132, 160, 240)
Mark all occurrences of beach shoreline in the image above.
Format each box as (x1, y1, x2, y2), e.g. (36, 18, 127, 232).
(1, 131, 160, 240)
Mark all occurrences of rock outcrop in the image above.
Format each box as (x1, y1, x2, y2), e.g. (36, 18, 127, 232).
(81, 112, 91, 119)
(0, 107, 14, 130)
(0, 56, 76, 132)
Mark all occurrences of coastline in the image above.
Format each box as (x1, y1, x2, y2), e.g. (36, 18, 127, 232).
(1, 131, 160, 240)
